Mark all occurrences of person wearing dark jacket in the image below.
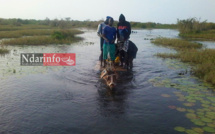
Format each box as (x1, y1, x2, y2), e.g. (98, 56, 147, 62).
(117, 14, 131, 41)
(116, 14, 131, 67)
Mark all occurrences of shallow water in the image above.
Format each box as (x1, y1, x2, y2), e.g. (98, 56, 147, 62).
(1, 29, 215, 134)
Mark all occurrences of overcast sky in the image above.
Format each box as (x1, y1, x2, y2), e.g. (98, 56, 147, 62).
(1, 0, 215, 24)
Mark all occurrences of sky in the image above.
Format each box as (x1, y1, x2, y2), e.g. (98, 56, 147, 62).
(0, 0, 215, 24)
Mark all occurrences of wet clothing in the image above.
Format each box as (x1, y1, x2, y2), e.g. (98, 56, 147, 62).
(127, 40, 138, 59)
(103, 43, 116, 61)
(103, 26, 116, 44)
(117, 14, 131, 41)
(122, 40, 129, 52)
(102, 25, 116, 61)
(97, 22, 107, 50)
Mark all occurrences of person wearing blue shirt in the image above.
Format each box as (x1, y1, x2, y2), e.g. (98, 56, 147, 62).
(97, 16, 111, 66)
(102, 17, 116, 67)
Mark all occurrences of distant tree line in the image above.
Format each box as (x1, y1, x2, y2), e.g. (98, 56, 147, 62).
(0, 18, 178, 29)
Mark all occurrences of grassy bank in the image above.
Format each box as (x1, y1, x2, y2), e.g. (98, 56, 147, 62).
(0, 24, 52, 31)
(2, 30, 83, 45)
(151, 38, 203, 50)
(0, 29, 55, 38)
(180, 30, 215, 41)
(0, 48, 9, 54)
(152, 38, 215, 85)
(2, 36, 83, 45)
(177, 18, 215, 40)
(0, 29, 83, 39)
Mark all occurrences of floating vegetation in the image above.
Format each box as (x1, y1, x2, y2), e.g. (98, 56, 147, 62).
(174, 126, 185, 132)
(168, 105, 176, 109)
(148, 75, 215, 133)
(183, 102, 195, 107)
(185, 129, 199, 134)
(176, 107, 186, 112)
(192, 127, 204, 133)
(193, 120, 206, 126)
(203, 126, 215, 133)
(201, 117, 213, 123)
(161, 94, 171, 97)
(185, 113, 198, 119)
(187, 109, 195, 113)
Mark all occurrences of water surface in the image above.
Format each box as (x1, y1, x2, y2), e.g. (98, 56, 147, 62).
(1, 29, 215, 134)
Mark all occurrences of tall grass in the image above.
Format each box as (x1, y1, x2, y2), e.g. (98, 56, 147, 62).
(0, 29, 53, 38)
(152, 38, 215, 85)
(177, 18, 208, 34)
(151, 38, 203, 50)
(0, 24, 52, 31)
(179, 30, 215, 41)
(0, 29, 83, 38)
(0, 48, 9, 54)
(2, 30, 83, 45)
(177, 18, 215, 40)
(2, 36, 83, 45)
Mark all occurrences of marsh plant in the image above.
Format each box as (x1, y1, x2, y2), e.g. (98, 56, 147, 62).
(178, 18, 215, 40)
(177, 18, 208, 34)
(2, 29, 83, 45)
(152, 37, 215, 85)
(0, 48, 9, 54)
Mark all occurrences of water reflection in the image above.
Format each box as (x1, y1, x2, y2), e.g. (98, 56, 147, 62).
(96, 71, 134, 118)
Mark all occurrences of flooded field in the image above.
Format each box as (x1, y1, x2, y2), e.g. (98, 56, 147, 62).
(1, 29, 215, 134)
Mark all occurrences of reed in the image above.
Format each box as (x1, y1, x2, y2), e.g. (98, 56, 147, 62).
(0, 48, 9, 54)
(0, 29, 83, 39)
(151, 38, 203, 50)
(1, 29, 83, 45)
(2, 36, 83, 45)
(180, 30, 215, 41)
(0, 24, 52, 31)
(177, 18, 215, 40)
(152, 38, 215, 85)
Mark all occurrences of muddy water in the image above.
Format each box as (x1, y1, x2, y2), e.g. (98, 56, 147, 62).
(1, 29, 215, 134)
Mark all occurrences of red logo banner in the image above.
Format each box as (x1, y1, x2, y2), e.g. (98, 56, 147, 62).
(43, 53, 76, 66)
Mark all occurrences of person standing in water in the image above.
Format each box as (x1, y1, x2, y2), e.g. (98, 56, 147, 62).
(97, 16, 111, 66)
(102, 17, 116, 67)
(117, 14, 131, 41)
(116, 14, 131, 67)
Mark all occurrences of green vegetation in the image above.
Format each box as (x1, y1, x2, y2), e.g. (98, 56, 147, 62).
(0, 48, 9, 54)
(2, 30, 83, 45)
(177, 18, 215, 40)
(0, 29, 56, 38)
(0, 18, 179, 45)
(151, 38, 202, 50)
(0, 18, 84, 45)
(0, 18, 177, 30)
(152, 37, 215, 85)
(130, 22, 177, 29)
(179, 30, 215, 40)
(149, 76, 215, 133)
